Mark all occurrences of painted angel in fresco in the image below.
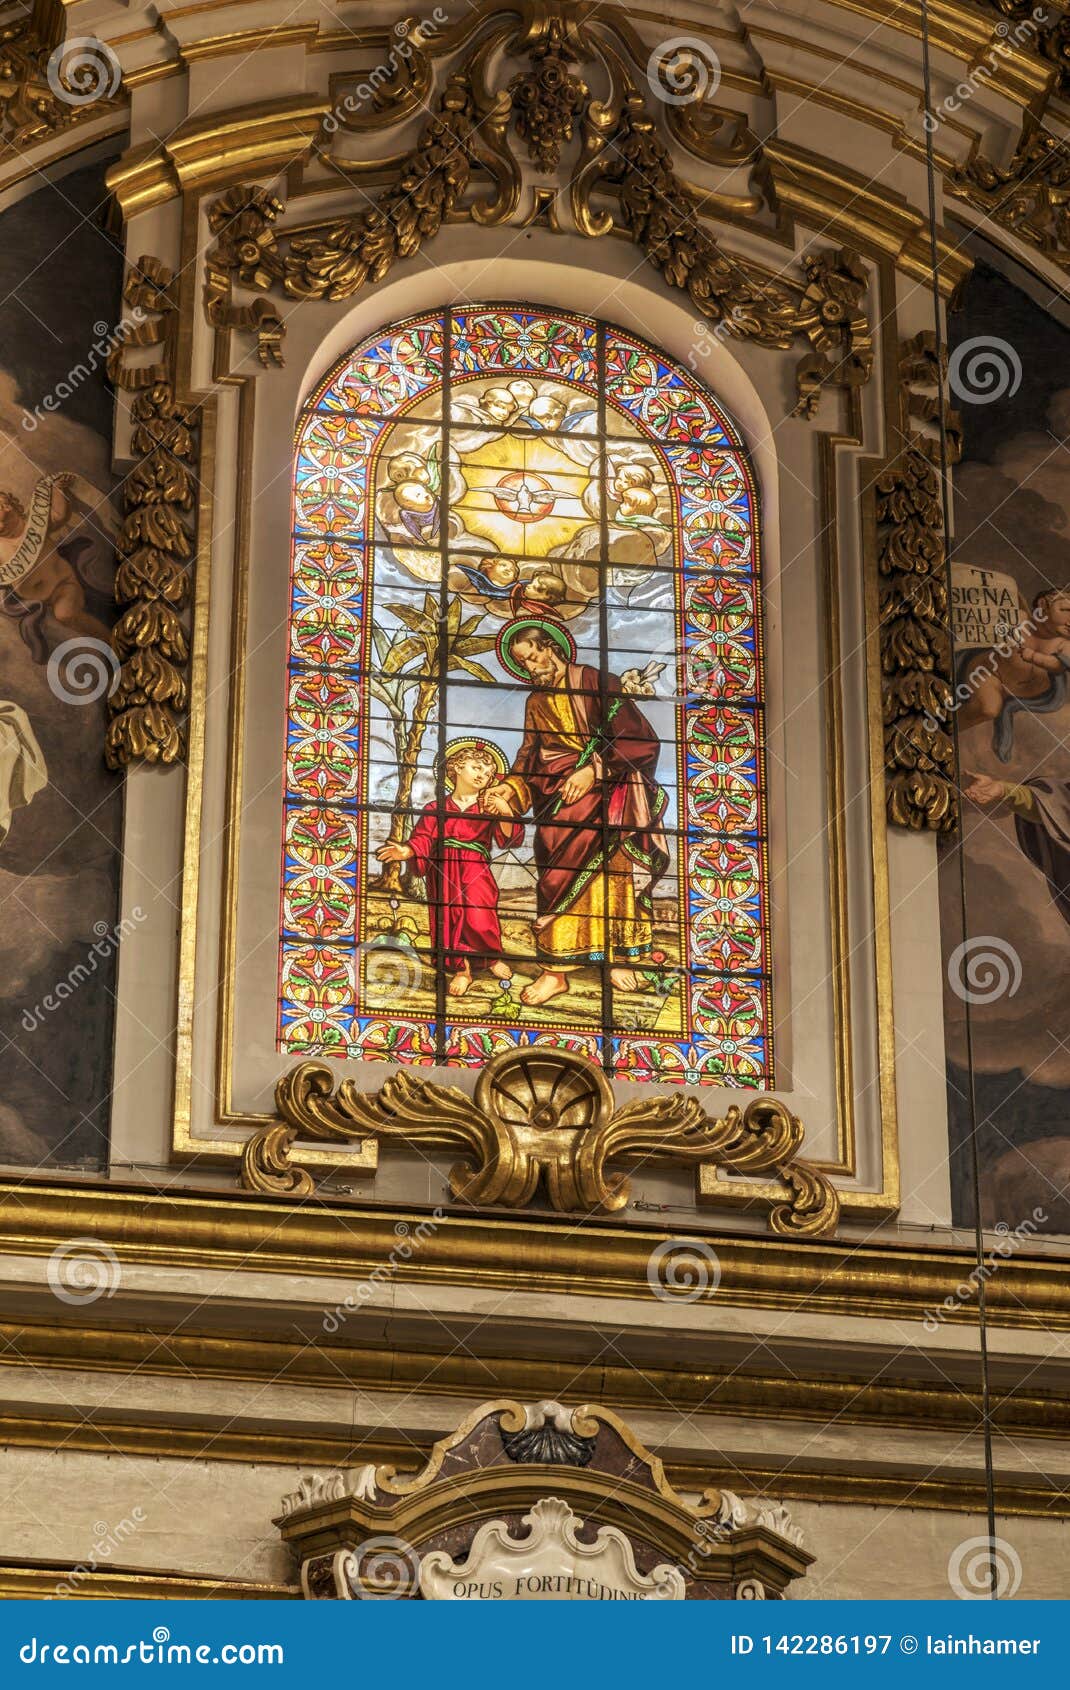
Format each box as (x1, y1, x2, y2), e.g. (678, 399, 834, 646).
(376, 737, 524, 997)
(957, 587, 1070, 760)
(0, 472, 119, 660)
(483, 617, 669, 1008)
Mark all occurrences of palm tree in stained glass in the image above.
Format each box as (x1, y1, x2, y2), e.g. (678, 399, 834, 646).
(372, 590, 498, 893)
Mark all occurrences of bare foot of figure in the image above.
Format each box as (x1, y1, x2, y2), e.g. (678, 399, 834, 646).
(448, 966, 472, 997)
(610, 967, 639, 992)
(490, 960, 513, 980)
(520, 969, 570, 1006)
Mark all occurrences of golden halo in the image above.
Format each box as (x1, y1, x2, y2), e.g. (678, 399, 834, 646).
(437, 736, 508, 792)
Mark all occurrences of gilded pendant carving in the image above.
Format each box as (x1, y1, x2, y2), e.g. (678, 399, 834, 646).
(241, 1048, 840, 1238)
(875, 333, 960, 834)
(105, 258, 196, 768)
(508, 15, 587, 172)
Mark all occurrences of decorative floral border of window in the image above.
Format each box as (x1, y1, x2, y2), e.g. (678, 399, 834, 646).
(279, 306, 771, 1086)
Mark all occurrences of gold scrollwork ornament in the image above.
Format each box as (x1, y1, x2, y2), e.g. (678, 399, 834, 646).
(242, 1048, 840, 1238)
(202, 4, 872, 417)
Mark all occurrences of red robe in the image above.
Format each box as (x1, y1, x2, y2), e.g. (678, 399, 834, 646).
(405, 798, 522, 972)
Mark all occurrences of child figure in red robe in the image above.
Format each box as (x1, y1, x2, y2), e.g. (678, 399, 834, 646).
(376, 738, 523, 997)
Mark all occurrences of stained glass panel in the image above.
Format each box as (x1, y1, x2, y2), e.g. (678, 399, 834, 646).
(279, 307, 772, 1085)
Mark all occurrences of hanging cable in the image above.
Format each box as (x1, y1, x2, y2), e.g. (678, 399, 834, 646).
(919, 0, 999, 1596)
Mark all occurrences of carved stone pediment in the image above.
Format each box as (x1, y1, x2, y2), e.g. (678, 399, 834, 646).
(275, 1399, 813, 1600)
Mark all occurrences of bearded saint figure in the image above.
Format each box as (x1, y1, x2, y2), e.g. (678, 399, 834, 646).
(483, 617, 669, 1008)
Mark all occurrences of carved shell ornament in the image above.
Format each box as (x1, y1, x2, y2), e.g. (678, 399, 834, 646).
(241, 1047, 840, 1238)
(499, 1400, 596, 1467)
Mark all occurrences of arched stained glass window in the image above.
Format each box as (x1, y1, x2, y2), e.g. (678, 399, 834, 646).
(280, 306, 771, 1085)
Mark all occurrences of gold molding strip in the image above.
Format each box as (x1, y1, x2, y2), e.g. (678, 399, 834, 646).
(669, 1462, 1070, 1521)
(106, 96, 328, 218)
(180, 25, 320, 64)
(0, 1411, 1063, 1520)
(2, 1318, 1064, 1440)
(1, 1180, 1067, 1327)
(0, 1559, 293, 1601)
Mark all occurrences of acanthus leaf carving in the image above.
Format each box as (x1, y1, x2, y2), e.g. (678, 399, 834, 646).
(874, 332, 960, 834)
(950, 121, 1070, 264)
(283, 74, 477, 304)
(105, 257, 198, 768)
(598, 92, 871, 417)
